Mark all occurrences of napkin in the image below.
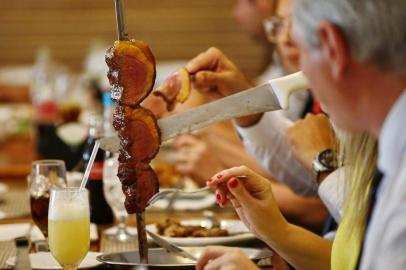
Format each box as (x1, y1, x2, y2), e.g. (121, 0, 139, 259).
(0, 223, 98, 242)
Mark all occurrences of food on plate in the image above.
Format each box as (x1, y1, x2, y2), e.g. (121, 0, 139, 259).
(156, 219, 229, 238)
(154, 67, 191, 111)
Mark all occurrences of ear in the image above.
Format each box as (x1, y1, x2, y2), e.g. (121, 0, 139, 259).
(318, 22, 350, 79)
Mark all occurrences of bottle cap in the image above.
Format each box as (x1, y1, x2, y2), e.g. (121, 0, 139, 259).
(103, 92, 116, 107)
(15, 237, 29, 247)
(88, 113, 104, 138)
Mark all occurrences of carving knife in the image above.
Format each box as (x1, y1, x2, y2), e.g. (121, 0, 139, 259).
(99, 71, 309, 152)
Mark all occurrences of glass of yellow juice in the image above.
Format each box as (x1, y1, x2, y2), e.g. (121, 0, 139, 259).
(48, 187, 90, 270)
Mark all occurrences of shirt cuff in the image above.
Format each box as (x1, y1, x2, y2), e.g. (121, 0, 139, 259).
(233, 111, 291, 143)
(318, 167, 347, 223)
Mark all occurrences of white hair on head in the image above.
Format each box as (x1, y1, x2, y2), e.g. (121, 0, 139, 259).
(292, 0, 406, 72)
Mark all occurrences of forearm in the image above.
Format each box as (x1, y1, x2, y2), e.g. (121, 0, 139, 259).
(266, 222, 332, 270)
(271, 182, 329, 231)
(208, 125, 328, 230)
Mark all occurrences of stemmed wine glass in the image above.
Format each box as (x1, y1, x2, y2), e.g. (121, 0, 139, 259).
(103, 153, 135, 242)
(29, 159, 67, 237)
(48, 187, 90, 270)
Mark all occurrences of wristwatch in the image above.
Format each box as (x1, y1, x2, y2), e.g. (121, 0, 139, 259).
(312, 149, 337, 185)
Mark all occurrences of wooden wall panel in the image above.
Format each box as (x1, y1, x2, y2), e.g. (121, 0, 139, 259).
(0, 0, 269, 77)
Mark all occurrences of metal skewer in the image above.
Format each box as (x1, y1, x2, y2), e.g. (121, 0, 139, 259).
(136, 212, 148, 264)
(114, 0, 129, 40)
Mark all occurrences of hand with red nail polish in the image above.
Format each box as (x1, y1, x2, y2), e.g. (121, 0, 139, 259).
(215, 185, 229, 208)
(228, 177, 239, 189)
(207, 166, 287, 244)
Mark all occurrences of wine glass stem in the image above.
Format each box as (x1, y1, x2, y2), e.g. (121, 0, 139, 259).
(117, 215, 127, 234)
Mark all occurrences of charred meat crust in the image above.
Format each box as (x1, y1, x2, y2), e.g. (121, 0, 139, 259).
(106, 39, 160, 215)
(106, 40, 156, 107)
(121, 163, 159, 213)
(114, 106, 161, 162)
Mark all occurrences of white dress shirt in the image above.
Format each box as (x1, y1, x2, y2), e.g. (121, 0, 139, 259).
(235, 111, 318, 196)
(318, 167, 346, 223)
(233, 54, 318, 196)
(235, 53, 317, 196)
(360, 90, 406, 269)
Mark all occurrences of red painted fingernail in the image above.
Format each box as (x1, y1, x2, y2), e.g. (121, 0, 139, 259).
(216, 193, 222, 202)
(229, 178, 238, 189)
(216, 174, 222, 179)
(207, 178, 213, 183)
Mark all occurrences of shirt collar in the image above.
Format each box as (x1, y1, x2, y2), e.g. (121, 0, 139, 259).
(378, 90, 406, 177)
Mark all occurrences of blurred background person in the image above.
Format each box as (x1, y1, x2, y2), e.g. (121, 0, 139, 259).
(197, 0, 406, 268)
(171, 0, 330, 232)
(183, 0, 321, 197)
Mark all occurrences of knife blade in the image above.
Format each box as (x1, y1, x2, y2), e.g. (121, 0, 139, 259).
(99, 71, 309, 152)
(146, 230, 197, 261)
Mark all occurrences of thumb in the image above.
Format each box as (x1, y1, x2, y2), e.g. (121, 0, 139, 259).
(227, 177, 255, 207)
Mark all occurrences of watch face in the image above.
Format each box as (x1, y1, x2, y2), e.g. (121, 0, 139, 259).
(319, 149, 337, 170)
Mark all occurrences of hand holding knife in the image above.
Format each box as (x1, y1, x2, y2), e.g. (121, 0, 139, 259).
(99, 71, 309, 152)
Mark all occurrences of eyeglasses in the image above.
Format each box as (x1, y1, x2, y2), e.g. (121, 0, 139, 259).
(263, 16, 290, 44)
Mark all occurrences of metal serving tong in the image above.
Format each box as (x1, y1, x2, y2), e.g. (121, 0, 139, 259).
(114, 0, 129, 40)
(146, 230, 197, 261)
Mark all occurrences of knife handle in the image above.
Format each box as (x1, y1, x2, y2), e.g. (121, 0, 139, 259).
(269, 71, 309, 110)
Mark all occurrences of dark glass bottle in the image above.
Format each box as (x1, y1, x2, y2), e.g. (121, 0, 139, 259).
(82, 114, 114, 225)
(34, 101, 86, 171)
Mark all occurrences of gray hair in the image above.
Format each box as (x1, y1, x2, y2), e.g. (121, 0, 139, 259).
(292, 0, 406, 73)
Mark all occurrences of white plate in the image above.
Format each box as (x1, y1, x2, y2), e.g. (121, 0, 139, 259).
(7, 252, 102, 269)
(0, 182, 9, 199)
(146, 219, 256, 246)
(0, 223, 98, 242)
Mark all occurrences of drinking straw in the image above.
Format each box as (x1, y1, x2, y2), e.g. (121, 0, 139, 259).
(79, 140, 100, 190)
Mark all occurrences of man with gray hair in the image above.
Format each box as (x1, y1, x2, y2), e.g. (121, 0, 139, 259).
(292, 0, 406, 269)
(194, 0, 406, 269)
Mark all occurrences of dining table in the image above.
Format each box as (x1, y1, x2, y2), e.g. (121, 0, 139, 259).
(0, 135, 274, 269)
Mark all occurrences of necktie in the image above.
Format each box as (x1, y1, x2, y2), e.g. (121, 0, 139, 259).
(301, 94, 323, 118)
(356, 168, 384, 269)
